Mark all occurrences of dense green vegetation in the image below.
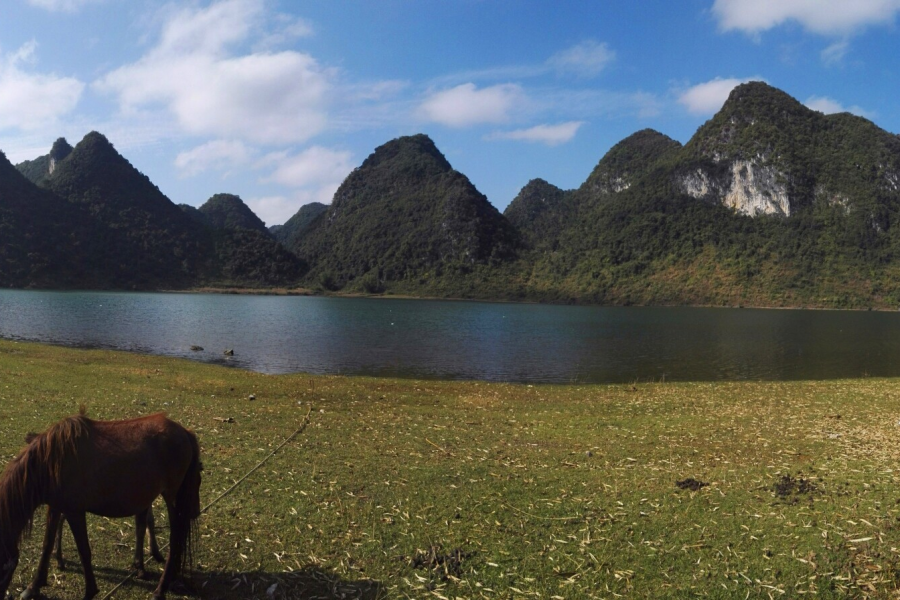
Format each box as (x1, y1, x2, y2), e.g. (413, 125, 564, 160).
(503, 83, 900, 308)
(199, 193, 269, 234)
(292, 134, 519, 292)
(270, 201, 326, 247)
(43, 132, 211, 288)
(0, 149, 105, 288)
(5, 83, 900, 306)
(5, 339, 900, 598)
(7, 134, 303, 289)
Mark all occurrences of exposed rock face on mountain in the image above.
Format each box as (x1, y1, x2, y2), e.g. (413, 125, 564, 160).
(672, 81, 900, 218)
(294, 134, 519, 289)
(198, 193, 269, 233)
(272, 201, 327, 247)
(49, 138, 73, 175)
(16, 137, 74, 186)
(504, 82, 900, 307)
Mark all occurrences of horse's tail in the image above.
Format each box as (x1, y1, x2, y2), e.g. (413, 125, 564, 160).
(175, 429, 202, 577)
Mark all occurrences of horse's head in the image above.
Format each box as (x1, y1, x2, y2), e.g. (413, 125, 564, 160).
(0, 547, 19, 598)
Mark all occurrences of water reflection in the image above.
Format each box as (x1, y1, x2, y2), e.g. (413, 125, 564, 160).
(1, 289, 899, 383)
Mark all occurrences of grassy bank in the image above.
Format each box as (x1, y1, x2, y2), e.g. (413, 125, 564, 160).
(2, 340, 900, 598)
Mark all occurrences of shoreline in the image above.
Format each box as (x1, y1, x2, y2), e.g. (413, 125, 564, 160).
(163, 285, 900, 312)
(8, 284, 900, 312)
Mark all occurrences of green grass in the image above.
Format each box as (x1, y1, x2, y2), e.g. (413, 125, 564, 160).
(3, 340, 900, 598)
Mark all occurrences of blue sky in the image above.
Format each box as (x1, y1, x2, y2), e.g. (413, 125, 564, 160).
(1, 0, 899, 226)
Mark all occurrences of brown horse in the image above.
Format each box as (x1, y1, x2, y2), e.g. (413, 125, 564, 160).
(0, 413, 201, 600)
(24, 433, 165, 577)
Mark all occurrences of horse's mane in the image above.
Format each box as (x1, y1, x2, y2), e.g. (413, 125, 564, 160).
(0, 414, 92, 545)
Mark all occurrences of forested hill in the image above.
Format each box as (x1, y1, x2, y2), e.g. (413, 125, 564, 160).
(8, 133, 303, 289)
(290, 134, 519, 293)
(507, 82, 900, 308)
(4, 83, 900, 308)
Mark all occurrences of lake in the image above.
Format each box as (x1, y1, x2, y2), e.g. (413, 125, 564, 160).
(1, 289, 899, 383)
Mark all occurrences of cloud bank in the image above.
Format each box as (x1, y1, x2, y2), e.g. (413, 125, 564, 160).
(0, 41, 83, 132)
(677, 77, 761, 115)
(418, 83, 524, 128)
(488, 121, 585, 146)
(95, 0, 331, 145)
(712, 0, 900, 35)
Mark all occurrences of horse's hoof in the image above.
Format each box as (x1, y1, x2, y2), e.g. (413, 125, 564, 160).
(135, 569, 152, 581)
(151, 551, 165, 563)
(19, 587, 37, 600)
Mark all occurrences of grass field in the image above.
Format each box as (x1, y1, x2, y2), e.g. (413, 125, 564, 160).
(3, 339, 900, 599)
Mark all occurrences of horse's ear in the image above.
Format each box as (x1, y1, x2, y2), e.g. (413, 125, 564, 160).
(24, 432, 37, 444)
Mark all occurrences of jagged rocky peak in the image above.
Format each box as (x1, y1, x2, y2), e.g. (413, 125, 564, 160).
(581, 129, 681, 197)
(48, 138, 73, 174)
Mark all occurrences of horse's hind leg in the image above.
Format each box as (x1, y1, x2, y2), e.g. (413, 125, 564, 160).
(147, 507, 165, 562)
(133, 509, 151, 579)
(152, 501, 190, 600)
(66, 511, 99, 600)
(55, 515, 66, 569)
(20, 508, 63, 600)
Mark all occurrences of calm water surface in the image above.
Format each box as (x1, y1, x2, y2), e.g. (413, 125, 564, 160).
(1, 289, 899, 383)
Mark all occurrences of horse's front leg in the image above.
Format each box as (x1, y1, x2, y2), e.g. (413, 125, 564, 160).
(133, 509, 149, 579)
(20, 507, 63, 600)
(65, 511, 99, 600)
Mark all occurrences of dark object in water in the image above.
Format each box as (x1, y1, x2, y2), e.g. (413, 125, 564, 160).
(224, 348, 234, 356)
(190, 345, 203, 352)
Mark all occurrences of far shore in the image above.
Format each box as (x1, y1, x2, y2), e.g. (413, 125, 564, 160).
(160, 285, 900, 312)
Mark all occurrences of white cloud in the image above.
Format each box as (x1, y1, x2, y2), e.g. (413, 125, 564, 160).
(257, 14, 314, 49)
(248, 146, 353, 225)
(27, 0, 103, 12)
(0, 41, 84, 132)
(263, 146, 354, 188)
(821, 40, 850, 65)
(247, 187, 337, 226)
(712, 0, 900, 35)
(487, 121, 585, 146)
(805, 95, 873, 118)
(175, 139, 252, 177)
(95, 0, 331, 145)
(677, 77, 761, 116)
(548, 41, 615, 77)
(418, 83, 524, 128)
